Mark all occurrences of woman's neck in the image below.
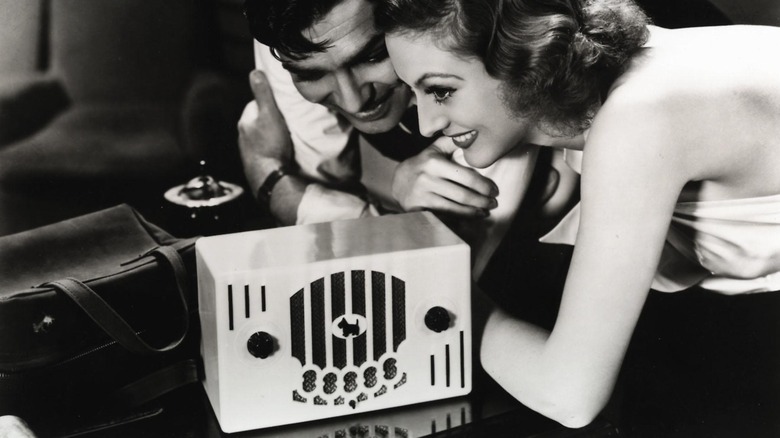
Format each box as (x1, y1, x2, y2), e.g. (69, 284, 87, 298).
(530, 131, 586, 151)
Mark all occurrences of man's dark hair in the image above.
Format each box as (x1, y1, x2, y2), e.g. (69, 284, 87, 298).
(244, 0, 346, 60)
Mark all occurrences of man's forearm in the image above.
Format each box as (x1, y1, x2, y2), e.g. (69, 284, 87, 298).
(266, 172, 306, 226)
(242, 154, 304, 226)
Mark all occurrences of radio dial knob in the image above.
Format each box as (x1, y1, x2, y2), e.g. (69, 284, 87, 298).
(424, 306, 451, 333)
(247, 331, 275, 358)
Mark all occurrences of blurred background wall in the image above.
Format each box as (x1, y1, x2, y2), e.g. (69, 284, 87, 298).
(0, 0, 776, 236)
(0, 0, 257, 235)
(710, 0, 780, 26)
(0, 1, 43, 75)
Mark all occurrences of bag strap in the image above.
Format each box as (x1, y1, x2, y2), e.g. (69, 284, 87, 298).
(43, 246, 190, 355)
(108, 359, 200, 409)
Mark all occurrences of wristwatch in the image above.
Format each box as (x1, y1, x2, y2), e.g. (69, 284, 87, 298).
(256, 165, 292, 204)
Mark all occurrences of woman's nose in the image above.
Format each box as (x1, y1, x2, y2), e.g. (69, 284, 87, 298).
(417, 100, 448, 137)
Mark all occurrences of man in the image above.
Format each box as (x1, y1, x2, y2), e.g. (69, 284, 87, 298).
(239, 0, 572, 277)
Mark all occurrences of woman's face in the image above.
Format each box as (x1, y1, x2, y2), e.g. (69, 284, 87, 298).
(386, 32, 549, 168)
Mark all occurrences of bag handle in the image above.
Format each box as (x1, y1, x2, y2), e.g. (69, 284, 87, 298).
(43, 246, 190, 355)
(108, 359, 200, 409)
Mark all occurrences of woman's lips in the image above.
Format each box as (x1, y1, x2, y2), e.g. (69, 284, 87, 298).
(450, 130, 477, 149)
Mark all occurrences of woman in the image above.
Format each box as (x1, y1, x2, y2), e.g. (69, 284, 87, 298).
(375, 0, 780, 428)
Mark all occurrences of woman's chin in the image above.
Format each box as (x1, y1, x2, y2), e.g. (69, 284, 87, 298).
(462, 149, 498, 169)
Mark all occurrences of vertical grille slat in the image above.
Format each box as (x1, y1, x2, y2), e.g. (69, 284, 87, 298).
(391, 276, 406, 352)
(351, 270, 367, 366)
(244, 284, 250, 318)
(290, 289, 305, 366)
(311, 278, 326, 369)
(228, 285, 234, 331)
(331, 272, 347, 369)
(371, 272, 386, 361)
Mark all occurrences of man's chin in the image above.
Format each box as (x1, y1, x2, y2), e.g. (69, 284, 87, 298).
(346, 89, 411, 134)
(349, 114, 404, 135)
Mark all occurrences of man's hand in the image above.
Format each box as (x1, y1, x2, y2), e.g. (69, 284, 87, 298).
(392, 138, 499, 217)
(238, 70, 294, 188)
(238, 70, 306, 225)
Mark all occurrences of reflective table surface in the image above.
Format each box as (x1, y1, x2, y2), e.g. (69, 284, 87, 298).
(48, 372, 619, 438)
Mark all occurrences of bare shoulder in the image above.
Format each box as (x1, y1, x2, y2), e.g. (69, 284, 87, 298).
(587, 78, 684, 170)
(590, 26, 780, 183)
(615, 25, 780, 105)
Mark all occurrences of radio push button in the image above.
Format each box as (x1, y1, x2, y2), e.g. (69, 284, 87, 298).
(424, 306, 451, 333)
(247, 331, 275, 359)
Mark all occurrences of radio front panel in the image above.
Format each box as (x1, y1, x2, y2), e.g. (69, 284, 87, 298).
(197, 213, 472, 433)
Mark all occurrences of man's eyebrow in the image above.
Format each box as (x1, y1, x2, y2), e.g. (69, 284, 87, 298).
(343, 34, 387, 67)
(280, 61, 325, 77)
(414, 73, 464, 88)
(281, 33, 387, 76)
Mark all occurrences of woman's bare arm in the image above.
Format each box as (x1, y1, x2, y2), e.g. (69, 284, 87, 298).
(480, 97, 690, 427)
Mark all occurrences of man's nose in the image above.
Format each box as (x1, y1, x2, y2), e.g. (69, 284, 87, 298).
(333, 70, 371, 114)
(417, 99, 448, 137)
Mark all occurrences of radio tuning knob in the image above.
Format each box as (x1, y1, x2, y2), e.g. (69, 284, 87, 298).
(424, 306, 451, 333)
(247, 331, 275, 358)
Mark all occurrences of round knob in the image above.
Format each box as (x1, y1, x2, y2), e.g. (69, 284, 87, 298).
(247, 331, 275, 358)
(424, 306, 451, 333)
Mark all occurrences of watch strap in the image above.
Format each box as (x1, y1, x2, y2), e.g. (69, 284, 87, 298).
(256, 165, 292, 204)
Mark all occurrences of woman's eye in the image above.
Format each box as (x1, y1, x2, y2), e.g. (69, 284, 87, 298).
(426, 87, 455, 104)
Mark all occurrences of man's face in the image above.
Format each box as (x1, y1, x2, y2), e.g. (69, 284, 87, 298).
(279, 0, 411, 134)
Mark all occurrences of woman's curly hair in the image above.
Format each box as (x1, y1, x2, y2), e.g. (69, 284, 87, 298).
(374, 0, 650, 135)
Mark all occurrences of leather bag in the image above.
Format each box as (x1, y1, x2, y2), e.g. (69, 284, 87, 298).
(0, 204, 201, 435)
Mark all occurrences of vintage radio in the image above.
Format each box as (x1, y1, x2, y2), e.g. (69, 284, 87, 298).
(196, 212, 472, 433)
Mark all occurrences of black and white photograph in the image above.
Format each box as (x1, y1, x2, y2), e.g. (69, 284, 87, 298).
(1, 0, 778, 436)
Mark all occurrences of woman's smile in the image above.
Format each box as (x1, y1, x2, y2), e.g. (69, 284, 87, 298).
(386, 32, 544, 168)
(449, 130, 478, 148)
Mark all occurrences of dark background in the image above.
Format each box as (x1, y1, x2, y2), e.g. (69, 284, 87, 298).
(0, 0, 778, 237)
(0, 1, 778, 437)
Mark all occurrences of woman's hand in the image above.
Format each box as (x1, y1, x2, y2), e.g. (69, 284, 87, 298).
(391, 137, 499, 217)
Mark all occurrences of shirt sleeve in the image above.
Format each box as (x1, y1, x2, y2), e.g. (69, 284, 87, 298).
(254, 41, 375, 223)
(254, 42, 358, 183)
(296, 183, 380, 225)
